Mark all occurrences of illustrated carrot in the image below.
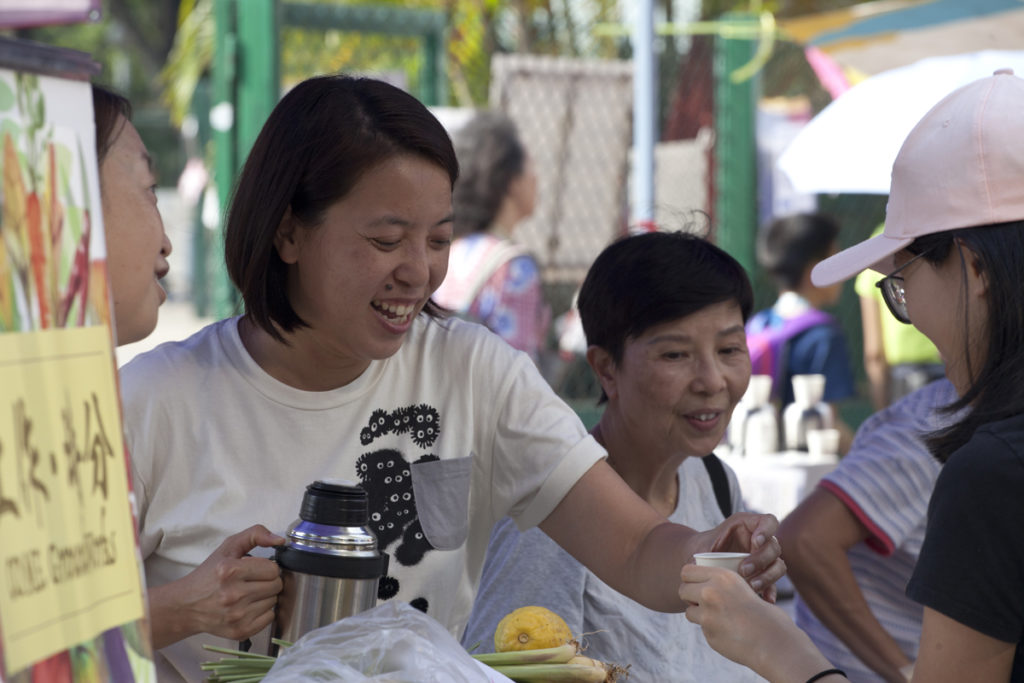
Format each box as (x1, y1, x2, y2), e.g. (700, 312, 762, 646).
(48, 142, 63, 252)
(1, 133, 28, 328)
(26, 189, 51, 327)
(0, 232, 15, 330)
(88, 258, 110, 329)
(46, 142, 63, 320)
(57, 208, 90, 327)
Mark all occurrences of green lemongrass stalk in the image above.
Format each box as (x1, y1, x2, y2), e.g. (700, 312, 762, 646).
(201, 645, 277, 660)
(201, 659, 274, 669)
(471, 643, 577, 666)
(201, 641, 293, 683)
(488, 661, 608, 682)
(206, 674, 267, 683)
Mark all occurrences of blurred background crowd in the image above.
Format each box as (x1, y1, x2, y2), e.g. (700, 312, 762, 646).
(10, 0, 1023, 432)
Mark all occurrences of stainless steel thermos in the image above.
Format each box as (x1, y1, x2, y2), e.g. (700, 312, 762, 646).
(271, 480, 389, 652)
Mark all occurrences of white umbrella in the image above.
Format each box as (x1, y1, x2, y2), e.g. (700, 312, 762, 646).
(777, 50, 1024, 195)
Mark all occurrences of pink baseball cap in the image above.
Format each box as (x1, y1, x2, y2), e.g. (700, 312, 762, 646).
(811, 68, 1024, 286)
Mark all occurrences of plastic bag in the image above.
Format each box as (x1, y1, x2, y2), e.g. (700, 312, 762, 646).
(263, 601, 514, 682)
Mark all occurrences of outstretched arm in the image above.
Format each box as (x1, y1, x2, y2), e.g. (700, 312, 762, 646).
(147, 524, 285, 649)
(859, 295, 890, 411)
(779, 488, 913, 682)
(681, 565, 845, 683)
(912, 608, 1015, 683)
(539, 459, 784, 611)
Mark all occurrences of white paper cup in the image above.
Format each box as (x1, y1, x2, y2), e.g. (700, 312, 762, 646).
(806, 428, 841, 458)
(693, 552, 750, 573)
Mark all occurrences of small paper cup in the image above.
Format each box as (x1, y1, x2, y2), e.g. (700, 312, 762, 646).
(807, 428, 841, 458)
(693, 552, 750, 573)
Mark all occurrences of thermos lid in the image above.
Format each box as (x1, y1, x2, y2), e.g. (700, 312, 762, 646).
(300, 480, 368, 526)
(278, 480, 389, 576)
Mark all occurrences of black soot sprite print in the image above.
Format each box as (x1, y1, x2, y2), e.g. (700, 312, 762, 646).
(357, 451, 439, 604)
(378, 575, 399, 601)
(411, 406, 440, 448)
(355, 403, 443, 612)
(358, 404, 440, 447)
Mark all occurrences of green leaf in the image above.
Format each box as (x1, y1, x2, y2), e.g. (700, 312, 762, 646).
(0, 78, 14, 111)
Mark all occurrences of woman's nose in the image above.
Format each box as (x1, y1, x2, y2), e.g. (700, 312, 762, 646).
(395, 242, 430, 287)
(692, 357, 727, 394)
(161, 230, 173, 257)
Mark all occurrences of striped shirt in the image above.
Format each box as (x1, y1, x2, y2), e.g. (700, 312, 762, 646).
(795, 378, 959, 682)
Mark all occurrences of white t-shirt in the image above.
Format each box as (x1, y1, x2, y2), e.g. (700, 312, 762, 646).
(121, 315, 605, 682)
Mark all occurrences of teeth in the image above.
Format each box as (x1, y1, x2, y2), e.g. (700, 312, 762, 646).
(693, 413, 716, 421)
(372, 301, 415, 317)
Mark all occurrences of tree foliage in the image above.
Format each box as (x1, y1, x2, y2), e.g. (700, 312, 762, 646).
(159, 0, 626, 124)
(15, 0, 181, 106)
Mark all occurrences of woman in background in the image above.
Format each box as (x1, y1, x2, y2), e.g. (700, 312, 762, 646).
(432, 110, 548, 361)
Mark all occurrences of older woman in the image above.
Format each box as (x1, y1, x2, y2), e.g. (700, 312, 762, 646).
(93, 84, 172, 345)
(463, 230, 769, 682)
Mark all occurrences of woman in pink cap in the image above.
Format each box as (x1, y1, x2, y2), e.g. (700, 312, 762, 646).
(679, 69, 1024, 683)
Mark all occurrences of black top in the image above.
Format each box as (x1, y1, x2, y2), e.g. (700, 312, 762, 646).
(907, 413, 1024, 680)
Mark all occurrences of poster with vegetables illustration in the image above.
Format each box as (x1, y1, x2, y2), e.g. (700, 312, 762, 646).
(0, 69, 154, 681)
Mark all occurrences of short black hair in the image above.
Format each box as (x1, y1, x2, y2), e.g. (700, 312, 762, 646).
(92, 83, 132, 164)
(757, 213, 839, 290)
(452, 111, 526, 238)
(224, 74, 460, 342)
(578, 231, 754, 394)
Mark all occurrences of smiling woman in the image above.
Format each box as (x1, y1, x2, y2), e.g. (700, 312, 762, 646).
(252, 154, 454, 389)
(116, 74, 785, 682)
(462, 231, 768, 682)
(93, 85, 173, 346)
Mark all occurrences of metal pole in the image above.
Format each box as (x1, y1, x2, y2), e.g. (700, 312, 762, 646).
(631, 0, 656, 227)
(235, 0, 279, 157)
(210, 0, 238, 318)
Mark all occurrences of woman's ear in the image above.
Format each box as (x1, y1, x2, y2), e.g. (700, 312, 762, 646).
(585, 345, 618, 401)
(274, 208, 301, 265)
(960, 240, 989, 299)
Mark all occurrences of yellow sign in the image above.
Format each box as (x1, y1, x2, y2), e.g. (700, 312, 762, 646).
(0, 326, 144, 674)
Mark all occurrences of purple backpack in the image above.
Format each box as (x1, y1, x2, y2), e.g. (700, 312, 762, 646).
(746, 309, 835, 398)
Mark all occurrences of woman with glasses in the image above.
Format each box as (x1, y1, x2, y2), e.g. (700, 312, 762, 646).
(678, 69, 1024, 683)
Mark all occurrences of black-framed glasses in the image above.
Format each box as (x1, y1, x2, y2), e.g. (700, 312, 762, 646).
(875, 248, 934, 324)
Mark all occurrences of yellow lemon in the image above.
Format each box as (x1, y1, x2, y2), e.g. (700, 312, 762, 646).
(494, 605, 573, 652)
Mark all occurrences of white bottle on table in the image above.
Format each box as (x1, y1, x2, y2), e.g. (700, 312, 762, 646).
(736, 375, 779, 456)
(783, 374, 832, 452)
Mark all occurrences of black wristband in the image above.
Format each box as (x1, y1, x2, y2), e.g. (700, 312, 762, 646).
(806, 669, 847, 683)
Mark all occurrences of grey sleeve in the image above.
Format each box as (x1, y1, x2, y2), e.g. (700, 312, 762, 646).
(461, 517, 588, 653)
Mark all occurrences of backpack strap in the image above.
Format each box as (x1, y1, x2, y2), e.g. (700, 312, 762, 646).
(451, 239, 530, 313)
(701, 454, 732, 518)
(747, 308, 836, 397)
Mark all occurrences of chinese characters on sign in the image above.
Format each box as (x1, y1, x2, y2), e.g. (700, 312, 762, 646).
(0, 326, 144, 675)
(0, 64, 151, 680)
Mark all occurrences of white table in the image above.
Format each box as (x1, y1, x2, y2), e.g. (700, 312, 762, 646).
(718, 450, 839, 520)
